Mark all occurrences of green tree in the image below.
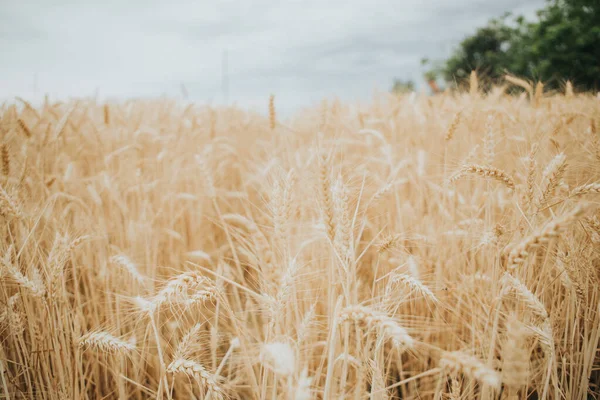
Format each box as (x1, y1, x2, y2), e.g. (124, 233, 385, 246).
(439, 0, 600, 91)
(391, 79, 415, 94)
(524, 0, 600, 89)
(442, 14, 517, 86)
(420, 58, 443, 93)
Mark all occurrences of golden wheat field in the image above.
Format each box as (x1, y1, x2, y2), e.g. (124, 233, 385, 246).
(0, 79, 599, 400)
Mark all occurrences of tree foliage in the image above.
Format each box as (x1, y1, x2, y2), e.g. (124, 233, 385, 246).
(391, 79, 415, 94)
(438, 0, 600, 91)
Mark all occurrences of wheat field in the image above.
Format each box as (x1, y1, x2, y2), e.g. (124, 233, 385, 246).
(0, 79, 599, 399)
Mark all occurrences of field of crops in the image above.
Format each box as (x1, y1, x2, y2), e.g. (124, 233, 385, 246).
(1, 80, 599, 399)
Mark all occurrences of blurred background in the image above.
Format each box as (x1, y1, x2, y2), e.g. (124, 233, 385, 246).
(1, 0, 597, 114)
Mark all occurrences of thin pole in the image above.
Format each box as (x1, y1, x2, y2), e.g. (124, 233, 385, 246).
(222, 49, 229, 105)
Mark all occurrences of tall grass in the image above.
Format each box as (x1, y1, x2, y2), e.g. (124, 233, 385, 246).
(0, 79, 599, 399)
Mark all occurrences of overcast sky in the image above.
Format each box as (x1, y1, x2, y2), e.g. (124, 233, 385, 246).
(0, 0, 545, 112)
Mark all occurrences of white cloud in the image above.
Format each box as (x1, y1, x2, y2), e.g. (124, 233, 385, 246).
(0, 0, 546, 112)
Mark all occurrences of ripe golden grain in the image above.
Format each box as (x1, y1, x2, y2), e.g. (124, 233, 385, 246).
(17, 119, 31, 138)
(1, 144, 9, 177)
(0, 85, 598, 399)
(269, 94, 276, 130)
(450, 163, 515, 189)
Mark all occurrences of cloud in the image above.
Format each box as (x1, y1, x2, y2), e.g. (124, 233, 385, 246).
(0, 0, 546, 110)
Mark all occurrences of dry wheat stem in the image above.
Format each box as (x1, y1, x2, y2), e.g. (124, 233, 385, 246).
(0, 86, 598, 400)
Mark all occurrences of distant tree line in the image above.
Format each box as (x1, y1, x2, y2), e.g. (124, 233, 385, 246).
(396, 0, 599, 93)
(391, 79, 415, 94)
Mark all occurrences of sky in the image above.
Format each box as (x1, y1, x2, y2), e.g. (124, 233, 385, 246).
(0, 0, 546, 113)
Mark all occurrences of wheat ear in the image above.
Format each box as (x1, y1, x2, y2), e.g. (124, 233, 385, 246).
(449, 164, 515, 190)
(79, 331, 136, 353)
(2, 248, 45, 297)
(339, 305, 414, 350)
(501, 314, 530, 390)
(469, 70, 478, 97)
(318, 153, 335, 242)
(537, 153, 567, 208)
(167, 358, 224, 399)
(389, 273, 437, 303)
(570, 183, 600, 197)
(501, 273, 548, 322)
(155, 271, 218, 307)
(505, 75, 533, 99)
(17, 119, 31, 138)
(1, 144, 8, 177)
(507, 206, 584, 270)
(174, 323, 203, 360)
(565, 81, 574, 97)
(445, 110, 463, 141)
(110, 254, 145, 284)
(439, 351, 500, 390)
(269, 94, 276, 130)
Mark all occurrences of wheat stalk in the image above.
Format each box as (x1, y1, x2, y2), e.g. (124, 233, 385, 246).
(449, 164, 515, 190)
(565, 81, 574, 98)
(537, 153, 567, 208)
(103, 104, 110, 125)
(167, 358, 224, 399)
(110, 254, 145, 284)
(389, 273, 437, 303)
(6, 293, 25, 335)
(439, 351, 501, 390)
(332, 175, 352, 261)
(483, 114, 495, 164)
(155, 272, 218, 307)
(376, 233, 400, 253)
(294, 367, 313, 400)
(445, 110, 463, 141)
(318, 153, 336, 242)
(502, 314, 530, 390)
(469, 70, 478, 97)
(0, 85, 597, 400)
(269, 94, 276, 130)
(339, 305, 414, 350)
(534, 82, 544, 106)
(174, 323, 203, 360)
(507, 206, 584, 270)
(1, 144, 8, 177)
(17, 119, 31, 138)
(79, 331, 136, 353)
(368, 359, 389, 400)
(2, 249, 45, 297)
(505, 75, 533, 99)
(524, 144, 538, 210)
(260, 341, 296, 376)
(569, 183, 600, 197)
(501, 273, 548, 322)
